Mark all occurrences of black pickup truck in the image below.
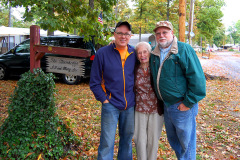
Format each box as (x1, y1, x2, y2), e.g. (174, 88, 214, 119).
(0, 36, 96, 84)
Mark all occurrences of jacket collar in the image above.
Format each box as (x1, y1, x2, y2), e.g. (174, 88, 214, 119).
(152, 36, 178, 56)
(113, 43, 135, 55)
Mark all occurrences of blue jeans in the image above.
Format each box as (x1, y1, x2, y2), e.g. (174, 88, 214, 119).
(164, 102, 198, 160)
(98, 103, 134, 160)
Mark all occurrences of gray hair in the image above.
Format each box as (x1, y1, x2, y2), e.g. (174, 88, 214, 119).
(135, 42, 152, 54)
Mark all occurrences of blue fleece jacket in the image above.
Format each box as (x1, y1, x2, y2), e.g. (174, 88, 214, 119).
(90, 43, 136, 110)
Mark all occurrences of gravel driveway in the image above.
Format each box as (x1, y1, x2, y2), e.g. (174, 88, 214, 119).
(199, 51, 240, 80)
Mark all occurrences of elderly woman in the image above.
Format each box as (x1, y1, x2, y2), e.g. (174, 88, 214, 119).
(133, 41, 164, 160)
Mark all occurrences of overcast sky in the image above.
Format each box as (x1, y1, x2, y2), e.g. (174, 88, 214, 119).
(221, 0, 240, 29)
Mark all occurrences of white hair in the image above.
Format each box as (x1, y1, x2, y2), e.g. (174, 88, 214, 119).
(135, 42, 151, 53)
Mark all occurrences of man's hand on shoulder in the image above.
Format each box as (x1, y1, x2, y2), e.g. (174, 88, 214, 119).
(109, 40, 115, 45)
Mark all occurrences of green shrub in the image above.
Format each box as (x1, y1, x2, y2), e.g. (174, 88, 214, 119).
(229, 48, 234, 51)
(0, 68, 80, 159)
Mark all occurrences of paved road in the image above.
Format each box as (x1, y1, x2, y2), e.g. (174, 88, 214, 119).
(200, 51, 240, 118)
(199, 51, 240, 80)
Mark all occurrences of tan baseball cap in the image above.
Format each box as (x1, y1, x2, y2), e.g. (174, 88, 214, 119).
(153, 21, 173, 32)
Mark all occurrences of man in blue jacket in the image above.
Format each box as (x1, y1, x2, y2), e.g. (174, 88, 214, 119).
(150, 21, 206, 160)
(90, 21, 136, 160)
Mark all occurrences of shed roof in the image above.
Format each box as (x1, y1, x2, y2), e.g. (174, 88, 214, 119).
(0, 26, 68, 37)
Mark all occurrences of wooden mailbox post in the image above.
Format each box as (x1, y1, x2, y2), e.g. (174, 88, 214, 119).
(30, 25, 91, 73)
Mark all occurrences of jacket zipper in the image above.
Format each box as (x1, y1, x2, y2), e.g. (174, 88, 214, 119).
(157, 53, 171, 101)
(115, 49, 133, 110)
(123, 67, 128, 110)
(123, 51, 134, 109)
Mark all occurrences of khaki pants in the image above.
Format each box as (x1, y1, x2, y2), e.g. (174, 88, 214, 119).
(133, 111, 164, 160)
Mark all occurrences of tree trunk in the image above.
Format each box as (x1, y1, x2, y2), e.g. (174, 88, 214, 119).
(47, 30, 54, 36)
(74, 28, 77, 35)
(89, 0, 94, 9)
(47, 1, 54, 36)
(167, 0, 171, 21)
(89, 0, 95, 47)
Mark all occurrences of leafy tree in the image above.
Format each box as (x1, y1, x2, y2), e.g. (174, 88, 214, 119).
(195, 0, 225, 45)
(115, 0, 130, 20)
(114, 0, 131, 20)
(227, 24, 239, 45)
(213, 25, 226, 47)
(0, 5, 9, 26)
(165, 0, 179, 35)
(12, 19, 35, 28)
(129, 0, 179, 36)
(226, 20, 240, 45)
(110, 0, 132, 28)
(1, 0, 117, 45)
(131, 0, 150, 36)
(236, 20, 240, 34)
(0, 5, 33, 28)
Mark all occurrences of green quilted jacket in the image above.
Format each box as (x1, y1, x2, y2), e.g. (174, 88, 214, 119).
(150, 36, 206, 108)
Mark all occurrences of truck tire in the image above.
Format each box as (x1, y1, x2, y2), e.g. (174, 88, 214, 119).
(0, 64, 7, 80)
(62, 74, 81, 85)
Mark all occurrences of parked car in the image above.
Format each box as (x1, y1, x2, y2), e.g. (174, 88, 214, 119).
(0, 36, 96, 84)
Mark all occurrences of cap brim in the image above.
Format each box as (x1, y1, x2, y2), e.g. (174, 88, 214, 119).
(153, 26, 172, 32)
(115, 22, 132, 31)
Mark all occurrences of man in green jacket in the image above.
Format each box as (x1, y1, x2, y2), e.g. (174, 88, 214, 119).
(150, 21, 206, 160)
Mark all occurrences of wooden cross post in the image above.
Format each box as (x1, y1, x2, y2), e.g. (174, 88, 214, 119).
(30, 25, 41, 72)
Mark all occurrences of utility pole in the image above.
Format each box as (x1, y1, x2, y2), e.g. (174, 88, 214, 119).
(179, 0, 186, 42)
(188, 0, 195, 45)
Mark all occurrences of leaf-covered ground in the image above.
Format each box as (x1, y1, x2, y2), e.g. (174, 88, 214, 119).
(0, 51, 239, 159)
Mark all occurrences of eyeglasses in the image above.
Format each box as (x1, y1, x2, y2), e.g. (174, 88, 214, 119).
(155, 31, 170, 36)
(115, 32, 131, 37)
